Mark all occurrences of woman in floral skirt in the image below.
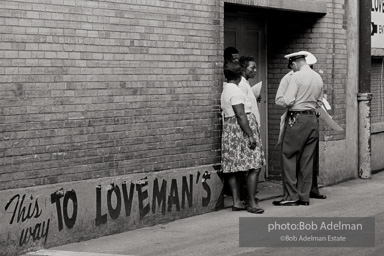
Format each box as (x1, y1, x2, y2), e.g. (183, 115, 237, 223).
(221, 61, 266, 214)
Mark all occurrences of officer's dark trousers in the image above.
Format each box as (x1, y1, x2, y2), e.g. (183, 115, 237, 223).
(310, 140, 321, 196)
(282, 113, 319, 202)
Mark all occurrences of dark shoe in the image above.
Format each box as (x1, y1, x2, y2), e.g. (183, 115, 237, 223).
(310, 193, 327, 199)
(247, 206, 264, 214)
(232, 205, 247, 211)
(272, 199, 299, 206)
(298, 201, 310, 206)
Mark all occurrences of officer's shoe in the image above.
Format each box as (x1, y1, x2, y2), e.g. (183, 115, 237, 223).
(272, 199, 299, 206)
(298, 200, 310, 206)
(310, 193, 327, 199)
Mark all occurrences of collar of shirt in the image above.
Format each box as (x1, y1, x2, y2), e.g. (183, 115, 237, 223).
(241, 76, 250, 85)
(224, 82, 237, 87)
(299, 65, 311, 71)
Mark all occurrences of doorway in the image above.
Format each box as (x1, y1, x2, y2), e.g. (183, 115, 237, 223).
(224, 13, 268, 179)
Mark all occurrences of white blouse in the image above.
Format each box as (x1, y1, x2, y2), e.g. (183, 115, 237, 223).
(238, 76, 261, 127)
(221, 82, 252, 118)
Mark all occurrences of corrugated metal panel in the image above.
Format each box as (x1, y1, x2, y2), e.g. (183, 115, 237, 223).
(371, 57, 384, 124)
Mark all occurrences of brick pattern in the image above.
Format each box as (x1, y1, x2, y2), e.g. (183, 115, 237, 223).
(0, 0, 224, 190)
(266, 1, 348, 179)
(0, 0, 351, 187)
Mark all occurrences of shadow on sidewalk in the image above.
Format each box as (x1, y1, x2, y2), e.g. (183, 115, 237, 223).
(223, 180, 284, 208)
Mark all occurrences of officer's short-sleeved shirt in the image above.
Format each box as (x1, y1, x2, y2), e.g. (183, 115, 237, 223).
(281, 65, 323, 110)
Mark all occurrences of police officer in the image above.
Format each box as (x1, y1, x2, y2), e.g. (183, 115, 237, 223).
(276, 51, 327, 201)
(273, 51, 324, 206)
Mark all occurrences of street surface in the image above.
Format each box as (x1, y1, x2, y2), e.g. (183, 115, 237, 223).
(26, 171, 384, 256)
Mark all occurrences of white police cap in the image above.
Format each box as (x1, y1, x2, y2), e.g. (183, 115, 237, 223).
(285, 51, 317, 68)
(302, 51, 317, 65)
(284, 51, 308, 61)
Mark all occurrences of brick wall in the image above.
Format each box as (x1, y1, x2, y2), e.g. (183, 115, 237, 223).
(0, 0, 224, 190)
(266, 0, 348, 179)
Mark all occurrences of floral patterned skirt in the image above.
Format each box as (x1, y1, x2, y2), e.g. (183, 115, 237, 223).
(221, 113, 265, 173)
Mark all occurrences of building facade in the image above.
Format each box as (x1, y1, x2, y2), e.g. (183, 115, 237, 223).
(0, 0, 382, 255)
(371, 0, 384, 171)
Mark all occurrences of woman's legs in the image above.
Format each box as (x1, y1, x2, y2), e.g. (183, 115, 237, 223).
(247, 168, 263, 210)
(228, 173, 242, 207)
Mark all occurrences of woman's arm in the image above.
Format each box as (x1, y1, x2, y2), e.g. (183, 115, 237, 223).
(232, 104, 256, 149)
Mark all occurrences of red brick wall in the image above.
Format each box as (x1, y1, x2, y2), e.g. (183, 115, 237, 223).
(266, 1, 347, 179)
(0, 0, 224, 190)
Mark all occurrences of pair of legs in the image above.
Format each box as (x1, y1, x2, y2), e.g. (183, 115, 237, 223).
(280, 123, 325, 200)
(310, 140, 326, 199)
(280, 113, 319, 204)
(228, 168, 261, 209)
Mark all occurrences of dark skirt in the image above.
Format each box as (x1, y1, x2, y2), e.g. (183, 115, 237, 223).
(221, 113, 265, 173)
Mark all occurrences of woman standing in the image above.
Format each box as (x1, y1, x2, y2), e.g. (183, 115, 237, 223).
(221, 61, 266, 214)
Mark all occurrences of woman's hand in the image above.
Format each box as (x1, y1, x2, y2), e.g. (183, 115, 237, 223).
(248, 136, 256, 150)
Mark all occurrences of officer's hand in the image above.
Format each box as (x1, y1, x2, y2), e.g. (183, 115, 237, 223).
(256, 96, 262, 103)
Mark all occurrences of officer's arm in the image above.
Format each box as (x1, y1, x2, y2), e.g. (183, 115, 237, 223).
(317, 87, 324, 108)
(276, 76, 289, 107)
(283, 75, 298, 107)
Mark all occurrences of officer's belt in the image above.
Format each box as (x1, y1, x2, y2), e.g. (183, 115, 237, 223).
(288, 110, 315, 115)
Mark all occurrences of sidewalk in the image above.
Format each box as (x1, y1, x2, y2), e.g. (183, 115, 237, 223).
(223, 179, 284, 208)
(25, 172, 384, 256)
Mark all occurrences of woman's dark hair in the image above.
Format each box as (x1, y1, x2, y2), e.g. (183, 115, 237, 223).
(223, 61, 242, 81)
(224, 47, 239, 62)
(238, 56, 255, 70)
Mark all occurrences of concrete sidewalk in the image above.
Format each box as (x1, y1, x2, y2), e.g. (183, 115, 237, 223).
(25, 173, 384, 256)
(223, 179, 284, 208)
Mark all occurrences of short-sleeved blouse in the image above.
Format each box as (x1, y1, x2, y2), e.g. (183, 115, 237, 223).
(221, 82, 252, 117)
